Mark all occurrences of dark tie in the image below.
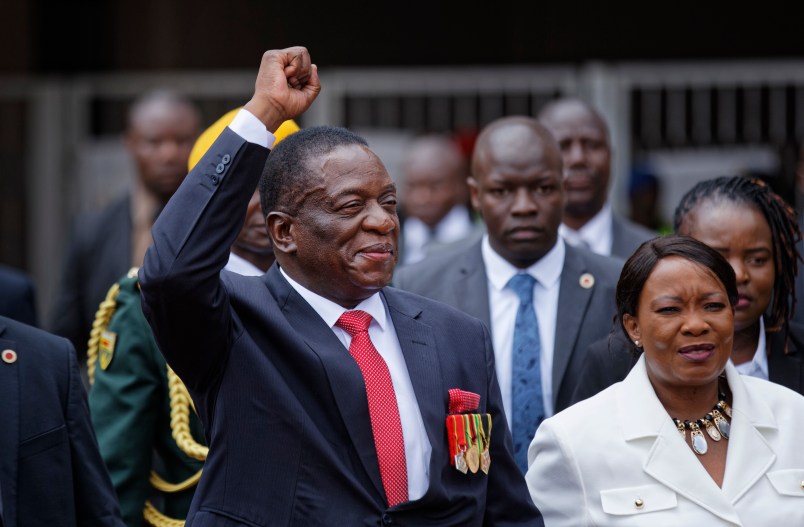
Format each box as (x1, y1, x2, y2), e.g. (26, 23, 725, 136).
(507, 273, 544, 473)
(336, 310, 409, 507)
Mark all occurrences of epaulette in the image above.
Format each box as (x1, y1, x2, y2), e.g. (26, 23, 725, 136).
(86, 267, 139, 385)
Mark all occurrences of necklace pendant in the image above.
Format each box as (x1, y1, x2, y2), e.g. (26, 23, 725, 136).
(689, 422, 708, 455)
(674, 418, 686, 438)
(701, 418, 722, 441)
(717, 400, 732, 418)
(712, 409, 730, 439)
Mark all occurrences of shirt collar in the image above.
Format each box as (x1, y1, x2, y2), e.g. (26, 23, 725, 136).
(481, 234, 565, 292)
(279, 267, 388, 331)
(559, 202, 613, 254)
(732, 317, 769, 379)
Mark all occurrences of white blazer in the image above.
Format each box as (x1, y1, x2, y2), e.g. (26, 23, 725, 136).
(526, 355, 804, 526)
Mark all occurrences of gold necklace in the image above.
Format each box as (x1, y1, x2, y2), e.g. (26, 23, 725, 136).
(671, 391, 732, 455)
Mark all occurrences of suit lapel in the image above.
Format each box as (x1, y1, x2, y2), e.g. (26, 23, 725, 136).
(451, 242, 491, 329)
(383, 289, 445, 465)
(720, 363, 777, 504)
(620, 358, 742, 525)
(267, 269, 386, 501)
(0, 323, 19, 525)
(552, 246, 594, 404)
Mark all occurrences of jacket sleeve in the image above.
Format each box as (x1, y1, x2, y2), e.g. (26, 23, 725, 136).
(525, 418, 588, 527)
(139, 128, 269, 392)
(64, 336, 127, 526)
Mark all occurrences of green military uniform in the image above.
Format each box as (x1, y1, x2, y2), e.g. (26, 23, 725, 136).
(88, 268, 206, 527)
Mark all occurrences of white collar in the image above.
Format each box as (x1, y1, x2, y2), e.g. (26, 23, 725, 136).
(559, 203, 613, 254)
(481, 234, 564, 292)
(731, 317, 769, 379)
(279, 267, 388, 331)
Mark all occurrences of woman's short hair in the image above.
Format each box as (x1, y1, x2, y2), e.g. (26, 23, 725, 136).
(615, 235, 738, 354)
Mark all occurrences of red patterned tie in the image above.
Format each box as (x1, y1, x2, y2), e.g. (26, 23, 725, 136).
(336, 310, 408, 507)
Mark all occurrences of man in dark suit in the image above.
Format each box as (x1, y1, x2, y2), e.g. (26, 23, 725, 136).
(0, 264, 37, 326)
(0, 315, 124, 526)
(48, 90, 200, 369)
(140, 47, 542, 526)
(393, 116, 623, 470)
(537, 98, 656, 260)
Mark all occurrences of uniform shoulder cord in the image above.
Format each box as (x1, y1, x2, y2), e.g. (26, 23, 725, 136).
(85, 269, 208, 527)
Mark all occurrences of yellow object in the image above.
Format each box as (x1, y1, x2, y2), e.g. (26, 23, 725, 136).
(188, 108, 300, 171)
(86, 281, 122, 385)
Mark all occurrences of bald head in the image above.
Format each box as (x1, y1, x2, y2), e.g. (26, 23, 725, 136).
(469, 116, 565, 267)
(537, 98, 612, 229)
(125, 90, 201, 203)
(537, 98, 608, 137)
(401, 134, 469, 228)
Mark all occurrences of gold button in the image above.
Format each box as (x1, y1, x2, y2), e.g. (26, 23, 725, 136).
(634, 498, 644, 509)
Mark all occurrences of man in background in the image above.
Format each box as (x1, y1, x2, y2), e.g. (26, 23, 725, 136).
(538, 98, 656, 259)
(48, 90, 200, 370)
(399, 133, 480, 264)
(394, 116, 622, 472)
(0, 315, 124, 526)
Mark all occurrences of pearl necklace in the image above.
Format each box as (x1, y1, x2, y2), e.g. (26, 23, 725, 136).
(671, 393, 732, 456)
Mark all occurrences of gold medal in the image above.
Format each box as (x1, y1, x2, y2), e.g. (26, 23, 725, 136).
(480, 448, 491, 474)
(466, 446, 480, 473)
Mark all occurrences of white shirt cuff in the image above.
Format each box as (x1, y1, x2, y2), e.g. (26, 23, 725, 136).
(228, 108, 277, 149)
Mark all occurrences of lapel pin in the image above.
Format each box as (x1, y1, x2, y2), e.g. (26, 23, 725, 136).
(2, 349, 17, 364)
(579, 273, 595, 289)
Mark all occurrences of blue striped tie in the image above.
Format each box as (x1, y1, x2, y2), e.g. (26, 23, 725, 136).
(507, 272, 544, 473)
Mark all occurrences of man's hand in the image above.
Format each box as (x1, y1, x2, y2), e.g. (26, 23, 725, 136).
(244, 46, 321, 133)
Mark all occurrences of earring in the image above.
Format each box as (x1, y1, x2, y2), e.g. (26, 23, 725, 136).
(634, 340, 641, 348)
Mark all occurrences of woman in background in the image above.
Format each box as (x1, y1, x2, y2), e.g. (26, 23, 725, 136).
(571, 175, 804, 404)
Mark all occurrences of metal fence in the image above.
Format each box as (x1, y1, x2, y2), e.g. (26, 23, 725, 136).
(3, 59, 804, 321)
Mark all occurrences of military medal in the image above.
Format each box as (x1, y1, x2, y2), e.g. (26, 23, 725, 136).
(464, 415, 480, 473)
(479, 414, 491, 474)
(455, 448, 469, 474)
(446, 389, 488, 475)
(447, 414, 469, 473)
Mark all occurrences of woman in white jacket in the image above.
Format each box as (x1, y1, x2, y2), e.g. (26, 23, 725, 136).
(526, 235, 804, 526)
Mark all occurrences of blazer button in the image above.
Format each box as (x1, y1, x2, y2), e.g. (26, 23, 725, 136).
(210, 175, 219, 185)
(381, 513, 394, 525)
(221, 154, 231, 164)
(634, 498, 644, 509)
(215, 163, 226, 174)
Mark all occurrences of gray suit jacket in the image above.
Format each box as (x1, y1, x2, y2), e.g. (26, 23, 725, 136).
(393, 239, 623, 414)
(610, 213, 657, 261)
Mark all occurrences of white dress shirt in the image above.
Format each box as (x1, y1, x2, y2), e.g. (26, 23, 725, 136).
(482, 235, 564, 424)
(279, 262, 431, 501)
(559, 203, 613, 256)
(224, 252, 264, 276)
(228, 108, 277, 148)
(402, 205, 475, 265)
(732, 317, 769, 380)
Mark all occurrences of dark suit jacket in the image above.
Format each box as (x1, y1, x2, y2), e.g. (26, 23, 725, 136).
(610, 213, 658, 261)
(570, 320, 804, 405)
(0, 316, 124, 527)
(140, 128, 542, 526)
(392, 239, 624, 414)
(48, 195, 132, 359)
(0, 265, 37, 327)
